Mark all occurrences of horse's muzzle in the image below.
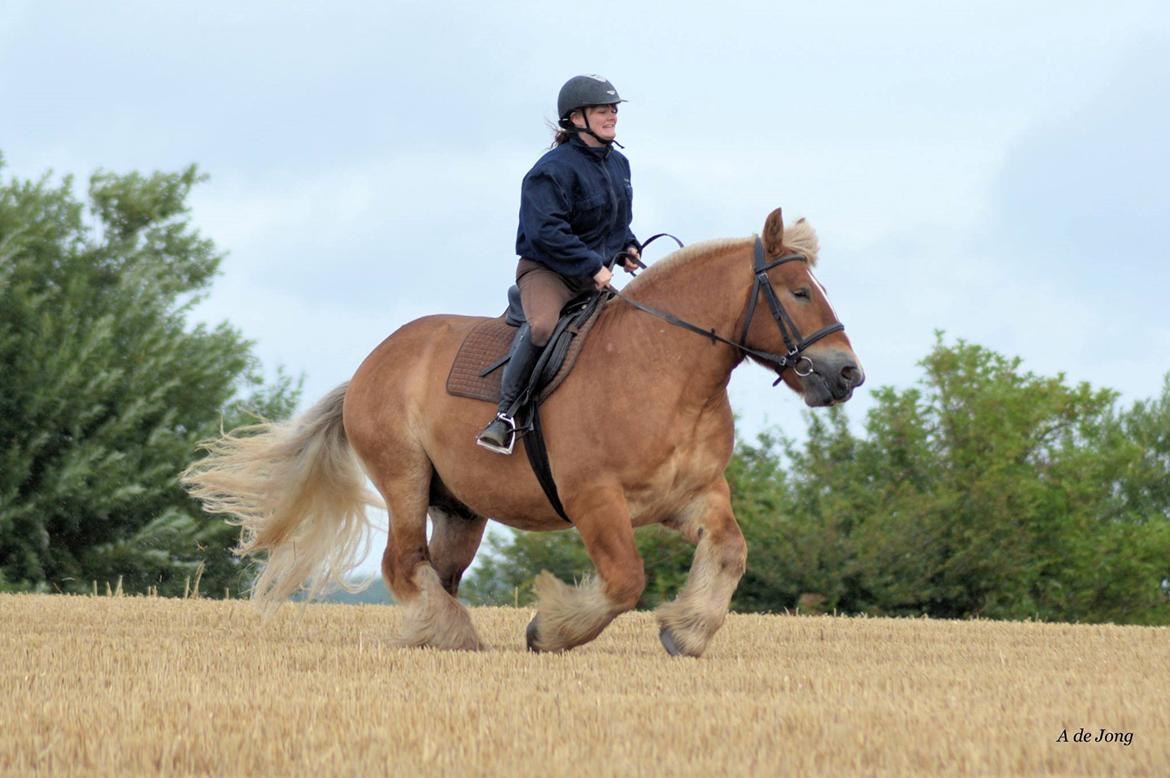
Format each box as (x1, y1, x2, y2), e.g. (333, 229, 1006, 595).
(801, 350, 865, 407)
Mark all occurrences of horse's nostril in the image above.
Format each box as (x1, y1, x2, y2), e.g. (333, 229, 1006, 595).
(841, 365, 863, 386)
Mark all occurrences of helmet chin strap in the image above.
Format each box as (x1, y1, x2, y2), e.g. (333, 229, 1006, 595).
(565, 112, 624, 149)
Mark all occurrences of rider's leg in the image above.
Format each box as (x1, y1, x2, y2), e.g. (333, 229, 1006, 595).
(476, 323, 541, 453)
(476, 261, 583, 454)
(517, 260, 580, 349)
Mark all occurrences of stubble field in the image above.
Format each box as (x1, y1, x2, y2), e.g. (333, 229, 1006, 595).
(1, 593, 1167, 776)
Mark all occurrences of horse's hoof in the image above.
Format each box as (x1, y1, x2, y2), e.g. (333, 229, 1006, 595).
(526, 616, 542, 653)
(659, 626, 685, 657)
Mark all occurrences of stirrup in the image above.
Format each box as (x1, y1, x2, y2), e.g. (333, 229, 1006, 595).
(476, 413, 517, 455)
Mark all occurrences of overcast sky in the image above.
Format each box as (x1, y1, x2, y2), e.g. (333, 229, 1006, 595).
(4, 1, 1168, 574)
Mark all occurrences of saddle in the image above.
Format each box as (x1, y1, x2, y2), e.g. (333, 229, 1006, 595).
(445, 285, 609, 406)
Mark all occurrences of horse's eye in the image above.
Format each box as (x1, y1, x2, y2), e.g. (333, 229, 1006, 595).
(793, 288, 811, 300)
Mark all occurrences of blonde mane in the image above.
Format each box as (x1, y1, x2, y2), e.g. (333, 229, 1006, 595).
(783, 218, 820, 265)
(625, 217, 820, 294)
(624, 237, 748, 292)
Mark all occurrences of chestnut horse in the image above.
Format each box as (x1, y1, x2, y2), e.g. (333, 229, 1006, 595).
(182, 208, 864, 657)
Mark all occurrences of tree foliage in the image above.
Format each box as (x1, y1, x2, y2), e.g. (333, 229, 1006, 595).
(0, 155, 298, 597)
(465, 337, 1170, 624)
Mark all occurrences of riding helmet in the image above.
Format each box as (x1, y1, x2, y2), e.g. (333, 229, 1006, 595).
(557, 75, 626, 122)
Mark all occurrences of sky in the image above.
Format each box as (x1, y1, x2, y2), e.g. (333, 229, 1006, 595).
(3, 1, 1168, 575)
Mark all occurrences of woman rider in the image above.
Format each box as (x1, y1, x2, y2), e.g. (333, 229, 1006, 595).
(476, 74, 642, 454)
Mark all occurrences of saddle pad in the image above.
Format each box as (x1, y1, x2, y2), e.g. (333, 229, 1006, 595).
(445, 304, 607, 404)
(445, 317, 515, 402)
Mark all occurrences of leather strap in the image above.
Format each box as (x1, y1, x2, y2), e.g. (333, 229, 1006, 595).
(523, 403, 572, 523)
(611, 286, 835, 371)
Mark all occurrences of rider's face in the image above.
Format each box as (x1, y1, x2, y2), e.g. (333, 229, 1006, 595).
(572, 104, 619, 144)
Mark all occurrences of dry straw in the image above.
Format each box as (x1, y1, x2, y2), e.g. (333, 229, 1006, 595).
(1, 594, 1166, 776)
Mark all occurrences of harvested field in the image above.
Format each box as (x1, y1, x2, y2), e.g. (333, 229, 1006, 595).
(1, 593, 1167, 776)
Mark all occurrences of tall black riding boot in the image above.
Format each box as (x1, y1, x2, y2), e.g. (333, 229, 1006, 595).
(476, 324, 542, 454)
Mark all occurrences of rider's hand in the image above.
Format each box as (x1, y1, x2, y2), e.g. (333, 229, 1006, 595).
(593, 265, 613, 289)
(622, 246, 641, 273)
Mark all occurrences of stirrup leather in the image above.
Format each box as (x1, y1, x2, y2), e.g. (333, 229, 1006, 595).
(476, 413, 518, 455)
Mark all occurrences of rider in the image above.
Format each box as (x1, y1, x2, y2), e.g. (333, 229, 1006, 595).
(476, 74, 642, 454)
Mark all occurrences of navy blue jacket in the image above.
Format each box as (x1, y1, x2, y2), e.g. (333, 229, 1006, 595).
(515, 136, 639, 279)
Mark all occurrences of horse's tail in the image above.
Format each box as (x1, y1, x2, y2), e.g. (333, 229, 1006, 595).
(181, 382, 382, 616)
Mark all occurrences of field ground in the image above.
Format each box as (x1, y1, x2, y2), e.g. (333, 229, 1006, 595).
(2, 593, 1167, 776)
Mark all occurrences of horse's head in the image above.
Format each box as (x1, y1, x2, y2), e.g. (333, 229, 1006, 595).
(741, 208, 865, 407)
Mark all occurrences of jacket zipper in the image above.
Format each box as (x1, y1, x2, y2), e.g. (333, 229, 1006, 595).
(597, 153, 620, 250)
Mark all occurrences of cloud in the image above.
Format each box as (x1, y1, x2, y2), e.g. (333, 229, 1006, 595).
(989, 39, 1170, 286)
(975, 39, 1170, 401)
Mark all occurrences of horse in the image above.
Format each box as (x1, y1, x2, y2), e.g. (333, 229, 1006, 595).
(182, 208, 865, 657)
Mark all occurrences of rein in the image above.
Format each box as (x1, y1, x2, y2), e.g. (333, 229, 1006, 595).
(609, 235, 845, 383)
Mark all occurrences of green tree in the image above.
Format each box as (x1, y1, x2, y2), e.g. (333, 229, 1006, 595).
(0, 155, 298, 597)
(1116, 376, 1170, 523)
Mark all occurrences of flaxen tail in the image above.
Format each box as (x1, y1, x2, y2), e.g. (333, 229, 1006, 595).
(181, 383, 382, 616)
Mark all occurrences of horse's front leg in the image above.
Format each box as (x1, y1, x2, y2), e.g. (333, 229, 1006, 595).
(526, 485, 645, 652)
(656, 478, 748, 657)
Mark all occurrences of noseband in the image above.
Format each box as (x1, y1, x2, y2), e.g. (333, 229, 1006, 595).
(611, 235, 845, 384)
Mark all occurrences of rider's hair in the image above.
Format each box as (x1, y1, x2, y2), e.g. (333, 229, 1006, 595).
(549, 117, 574, 148)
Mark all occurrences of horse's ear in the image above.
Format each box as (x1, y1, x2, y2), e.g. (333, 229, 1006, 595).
(763, 208, 784, 256)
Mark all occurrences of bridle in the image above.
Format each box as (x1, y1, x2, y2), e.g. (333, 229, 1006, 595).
(610, 235, 845, 384)
(739, 236, 845, 382)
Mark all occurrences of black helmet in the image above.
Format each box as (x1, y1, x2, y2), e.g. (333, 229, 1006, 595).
(557, 74, 625, 121)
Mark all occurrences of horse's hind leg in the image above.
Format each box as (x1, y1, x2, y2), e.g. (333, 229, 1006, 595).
(377, 466, 486, 651)
(527, 486, 646, 652)
(428, 506, 488, 597)
(655, 479, 747, 658)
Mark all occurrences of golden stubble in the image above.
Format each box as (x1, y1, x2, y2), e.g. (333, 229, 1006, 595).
(2, 593, 1166, 777)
